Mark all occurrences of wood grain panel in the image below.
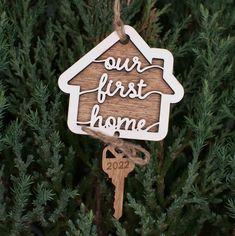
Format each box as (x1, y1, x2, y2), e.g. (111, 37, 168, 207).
(69, 40, 173, 132)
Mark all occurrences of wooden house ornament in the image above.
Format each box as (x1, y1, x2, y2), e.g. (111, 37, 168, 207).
(58, 25, 184, 141)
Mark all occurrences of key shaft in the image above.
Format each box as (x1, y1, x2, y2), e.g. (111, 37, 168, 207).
(112, 173, 125, 220)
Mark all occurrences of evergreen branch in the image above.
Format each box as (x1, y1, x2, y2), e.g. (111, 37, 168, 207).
(66, 203, 97, 236)
(226, 199, 235, 220)
(9, 173, 33, 235)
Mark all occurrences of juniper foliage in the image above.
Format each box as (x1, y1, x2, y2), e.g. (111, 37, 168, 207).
(0, 0, 234, 235)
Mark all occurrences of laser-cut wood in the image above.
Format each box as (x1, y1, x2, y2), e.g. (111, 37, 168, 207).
(58, 25, 184, 141)
(58, 25, 185, 220)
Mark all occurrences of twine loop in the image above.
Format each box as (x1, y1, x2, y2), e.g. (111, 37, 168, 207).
(82, 127, 150, 166)
(113, 0, 130, 42)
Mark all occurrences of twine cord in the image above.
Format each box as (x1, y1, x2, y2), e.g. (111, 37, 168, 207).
(82, 127, 150, 166)
(113, 0, 129, 42)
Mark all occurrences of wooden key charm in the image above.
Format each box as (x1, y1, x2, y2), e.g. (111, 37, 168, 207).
(102, 145, 135, 219)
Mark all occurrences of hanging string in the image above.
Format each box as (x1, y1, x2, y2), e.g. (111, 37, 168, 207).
(113, 0, 130, 42)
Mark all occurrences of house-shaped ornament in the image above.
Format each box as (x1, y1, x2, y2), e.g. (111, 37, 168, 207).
(58, 25, 184, 141)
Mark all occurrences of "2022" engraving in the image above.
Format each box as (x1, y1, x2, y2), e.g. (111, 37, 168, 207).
(106, 161, 129, 170)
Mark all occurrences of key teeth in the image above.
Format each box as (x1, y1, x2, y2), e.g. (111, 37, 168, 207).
(113, 211, 121, 220)
(111, 178, 116, 185)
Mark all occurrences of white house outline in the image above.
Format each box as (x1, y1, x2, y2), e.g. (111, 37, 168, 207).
(58, 25, 184, 141)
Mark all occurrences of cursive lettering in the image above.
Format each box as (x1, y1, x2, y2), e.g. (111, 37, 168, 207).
(79, 73, 163, 103)
(94, 56, 163, 73)
(77, 104, 159, 132)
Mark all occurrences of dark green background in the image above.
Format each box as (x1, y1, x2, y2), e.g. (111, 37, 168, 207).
(0, 0, 234, 235)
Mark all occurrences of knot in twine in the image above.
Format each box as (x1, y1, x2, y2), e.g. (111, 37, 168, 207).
(82, 127, 150, 166)
(113, 0, 131, 42)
